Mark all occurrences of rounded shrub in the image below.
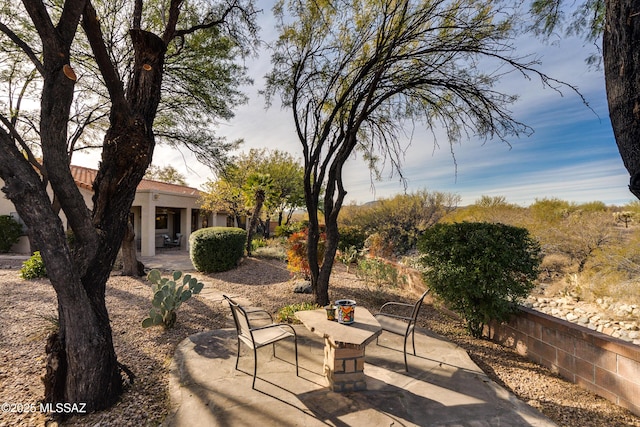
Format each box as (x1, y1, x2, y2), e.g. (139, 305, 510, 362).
(189, 227, 246, 273)
(0, 215, 23, 253)
(419, 222, 541, 338)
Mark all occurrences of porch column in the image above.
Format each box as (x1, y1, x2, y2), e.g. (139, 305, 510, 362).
(182, 208, 192, 251)
(140, 199, 157, 257)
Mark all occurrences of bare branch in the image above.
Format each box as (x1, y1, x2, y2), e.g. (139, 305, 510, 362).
(82, 0, 127, 112)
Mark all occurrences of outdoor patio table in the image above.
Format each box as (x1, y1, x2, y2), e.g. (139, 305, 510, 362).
(295, 307, 382, 391)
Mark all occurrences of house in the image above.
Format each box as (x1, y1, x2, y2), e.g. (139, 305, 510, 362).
(1, 165, 229, 256)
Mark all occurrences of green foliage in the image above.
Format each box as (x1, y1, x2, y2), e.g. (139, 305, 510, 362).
(276, 302, 320, 323)
(338, 225, 367, 251)
(578, 201, 607, 212)
(356, 257, 404, 288)
(200, 179, 247, 224)
(251, 237, 268, 251)
(337, 245, 360, 273)
(189, 227, 246, 273)
(529, 0, 605, 46)
(142, 270, 205, 329)
(19, 251, 47, 279)
(275, 220, 308, 238)
(529, 197, 575, 223)
(200, 149, 306, 233)
(0, 215, 22, 253)
(144, 165, 187, 185)
(419, 222, 541, 338)
(246, 148, 306, 221)
(445, 195, 525, 225)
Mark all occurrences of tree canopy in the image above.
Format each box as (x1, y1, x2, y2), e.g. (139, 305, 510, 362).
(266, 0, 573, 305)
(144, 164, 188, 185)
(0, 0, 251, 171)
(0, 0, 257, 412)
(200, 148, 305, 230)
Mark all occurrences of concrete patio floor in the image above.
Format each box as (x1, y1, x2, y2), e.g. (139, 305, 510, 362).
(166, 315, 557, 426)
(137, 251, 557, 426)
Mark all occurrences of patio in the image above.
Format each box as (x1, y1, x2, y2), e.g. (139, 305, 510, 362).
(166, 311, 557, 427)
(138, 251, 556, 425)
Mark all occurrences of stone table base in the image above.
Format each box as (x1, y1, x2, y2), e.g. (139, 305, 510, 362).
(324, 340, 369, 391)
(296, 307, 382, 392)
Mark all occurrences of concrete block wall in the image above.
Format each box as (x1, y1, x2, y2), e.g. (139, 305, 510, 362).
(485, 307, 640, 416)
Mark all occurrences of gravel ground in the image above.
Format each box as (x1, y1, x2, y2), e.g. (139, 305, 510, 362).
(1, 257, 639, 426)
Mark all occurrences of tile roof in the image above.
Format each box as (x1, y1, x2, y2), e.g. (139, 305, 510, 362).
(70, 165, 201, 196)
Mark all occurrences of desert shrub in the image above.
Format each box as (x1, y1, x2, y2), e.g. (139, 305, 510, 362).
(579, 228, 640, 303)
(276, 302, 319, 323)
(251, 237, 268, 251)
(20, 251, 47, 279)
(338, 225, 367, 251)
(539, 253, 573, 281)
(275, 220, 308, 238)
(363, 232, 394, 258)
(189, 227, 245, 273)
(0, 215, 22, 253)
(419, 222, 541, 338)
(356, 257, 403, 288)
(339, 190, 461, 255)
(286, 228, 325, 279)
(253, 244, 287, 260)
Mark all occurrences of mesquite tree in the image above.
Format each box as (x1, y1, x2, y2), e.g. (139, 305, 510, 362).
(266, 0, 574, 306)
(0, 0, 256, 413)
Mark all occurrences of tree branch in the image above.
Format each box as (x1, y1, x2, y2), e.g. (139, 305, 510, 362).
(0, 22, 44, 75)
(82, 0, 128, 113)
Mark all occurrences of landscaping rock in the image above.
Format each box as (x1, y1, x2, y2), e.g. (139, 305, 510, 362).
(526, 294, 640, 342)
(293, 280, 312, 294)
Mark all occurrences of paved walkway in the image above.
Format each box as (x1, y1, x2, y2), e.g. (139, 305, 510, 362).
(139, 250, 196, 272)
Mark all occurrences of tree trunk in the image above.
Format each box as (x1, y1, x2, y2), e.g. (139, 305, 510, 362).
(246, 196, 264, 256)
(121, 219, 144, 276)
(41, 26, 161, 412)
(604, 0, 640, 199)
(307, 208, 326, 305)
(0, 146, 125, 413)
(263, 216, 271, 238)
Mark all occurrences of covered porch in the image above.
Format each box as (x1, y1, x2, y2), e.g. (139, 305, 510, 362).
(131, 188, 228, 257)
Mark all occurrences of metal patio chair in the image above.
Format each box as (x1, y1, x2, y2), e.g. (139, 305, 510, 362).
(374, 289, 430, 372)
(223, 295, 299, 389)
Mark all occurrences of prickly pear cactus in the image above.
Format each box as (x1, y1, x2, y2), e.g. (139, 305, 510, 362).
(142, 269, 204, 329)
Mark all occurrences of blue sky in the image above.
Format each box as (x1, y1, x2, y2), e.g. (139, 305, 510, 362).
(77, 4, 634, 207)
